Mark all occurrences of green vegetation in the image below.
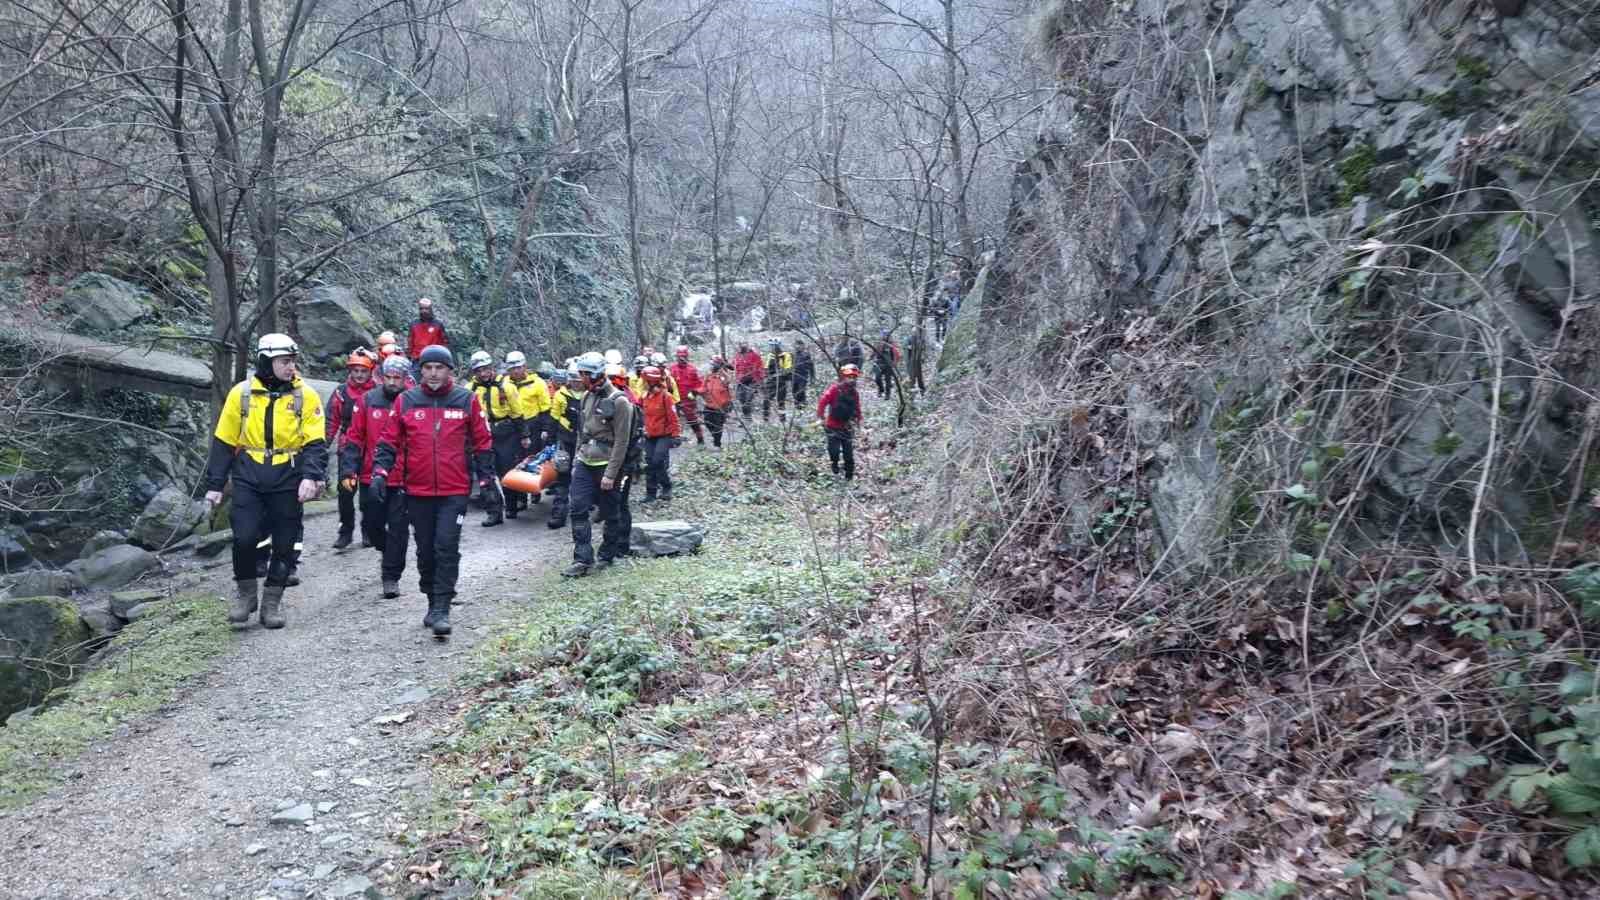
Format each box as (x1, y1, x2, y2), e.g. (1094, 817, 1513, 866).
(1335, 143, 1377, 205)
(0, 595, 234, 809)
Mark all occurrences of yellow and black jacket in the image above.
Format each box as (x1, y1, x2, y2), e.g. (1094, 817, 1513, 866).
(472, 374, 527, 438)
(508, 373, 551, 435)
(550, 386, 585, 447)
(204, 377, 328, 493)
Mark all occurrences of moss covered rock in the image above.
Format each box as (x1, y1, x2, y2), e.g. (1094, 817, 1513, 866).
(0, 596, 93, 721)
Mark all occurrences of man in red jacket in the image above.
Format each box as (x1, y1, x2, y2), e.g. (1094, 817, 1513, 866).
(340, 355, 412, 599)
(370, 345, 494, 638)
(668, 345, 706, 445)
(326, 349, 377, 549)
(406, 297, 449, 366)
(816, 363, 864, 480)
(733, 341, 763, 422)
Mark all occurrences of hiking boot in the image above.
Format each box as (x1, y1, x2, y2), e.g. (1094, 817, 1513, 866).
(659, 490, 672, 503)
(547, 517, 566, 530)
(530, 492, 542, 505)
(506, 507, 519, 519)
(422, 598, 440, 630)
(429, 596, 452, 637)
(561, 562, 590, 578)
(259, 585, 287, 629)
(481, 510, 504, 528)
(229, 579, 258, 625)
(333, 532, 352, 550)
(360, 538, 372, 548)
(286, 573, 301, 587)
(594, 558, 614, 573)
(381, 579, 400, 599)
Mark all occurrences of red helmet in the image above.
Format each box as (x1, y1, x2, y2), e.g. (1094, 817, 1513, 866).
(347, 349, 377, 369)
(675, 345, 690, 359)
(710, 355, 726, 366)
(642, 365, 664, 384)
(840, 363, 861, 379)
(378, 343, 400, 358)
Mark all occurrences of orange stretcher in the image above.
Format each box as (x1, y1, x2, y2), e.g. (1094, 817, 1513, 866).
(502, 460, 557, 493)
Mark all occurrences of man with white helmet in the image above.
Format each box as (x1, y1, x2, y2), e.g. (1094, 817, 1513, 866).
(203, 333, 328, 630)
(563, 352, 637, 577)
(503, 350, 552, 517)
(467, 349, 524, 527)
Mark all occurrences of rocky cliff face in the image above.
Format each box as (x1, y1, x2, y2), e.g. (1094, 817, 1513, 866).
(984, 0, 1600, 571)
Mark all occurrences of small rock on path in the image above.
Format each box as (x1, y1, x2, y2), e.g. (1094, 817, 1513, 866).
(0, 506, 564, 898)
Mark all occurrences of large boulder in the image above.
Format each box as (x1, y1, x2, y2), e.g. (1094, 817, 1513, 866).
(129, 486, 208, 550)
(0, 526, 31, 569)
(68, 544, 159, 590)
(0, 596, 93, 720)
(629, 520, 706, 557)
(295, 285, 376, 357)
(52, 272, 156, 334)
(0, 569, 84, 600)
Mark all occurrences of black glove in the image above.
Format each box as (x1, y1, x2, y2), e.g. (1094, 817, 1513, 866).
(369, 473, 387, 504)
(670, 437, 683, 449)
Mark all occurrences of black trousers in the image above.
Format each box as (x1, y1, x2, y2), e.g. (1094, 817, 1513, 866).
(736, 382, 757, 420)
(763, 374, 791, 419)
(827, 427, 856, 480)
(360, 484, 410, 581)
(874, 367, 894, 399)
(490, 429, 521, 510)
(569, 464, 629, 565)
(704, 408, 728, 447)
(232, 483, 301, 586)
(645, 436, 673, 498)
(337, 478, 356, 536)
(548, 442, 575, 526)
(408, 494, 467, 601)
(792, 379, 809, 405)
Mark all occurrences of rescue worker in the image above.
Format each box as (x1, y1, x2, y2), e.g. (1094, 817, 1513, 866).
(563, 353, 637, 578)
(792, 343, 816, 405)
(817, 363, 864, 479)
(648, 352, 681, 401)
(376, 330, 398, 352)
(468, 349, 524, 527)
(406, 298, 449, 372)
(701, 356, 734, 449)
(834, 334, 864, 370)
(326, 348, 377, 549)
(607, 362, 640, 404)
(763, 337, 794, 421)
(203, 333, 327, 630)
(536, 362, 560, 399)
(504, 351, 552, 517)
(668, 346, 706, 445)
(640, 366, 681, 503)
(733, 341, 763, 421)
(871, 330, 900, 400)
(546, 369, 583, 530)
(630, 354, 650, 399)
(340, 355, 412, 599)
(370, 346, 494, 638)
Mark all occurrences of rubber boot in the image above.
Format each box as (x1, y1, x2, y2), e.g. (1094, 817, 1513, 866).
(259, 584, 287, 629)
(333, 531, 352, 550)
(422, 597, 439, 629)
(561, 562, 590, 578)
(229, 579, 258, 625)
(429, 596, 452, 637)
(481, 508, 504, 528)
(382, 579, 400, 599)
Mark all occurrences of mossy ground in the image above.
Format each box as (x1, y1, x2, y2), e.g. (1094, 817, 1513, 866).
(0, 595, 234, 809)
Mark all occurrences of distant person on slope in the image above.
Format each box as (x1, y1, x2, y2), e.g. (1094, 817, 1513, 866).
(640, 366, 681, 503)
(701, 356, 734, 449)
(817, 363, 864, 481)
(204, 333, 327, 630)
(370, 346, 495, 638)
(468, 350, 525, 528)
(792, 343, 816, 405)
(340, 355, 413, 600)
(406, 298, 448, 375)
(326, 348, 378, 549)
(669, 345, 706, 445)
(871, 330, 900, 400)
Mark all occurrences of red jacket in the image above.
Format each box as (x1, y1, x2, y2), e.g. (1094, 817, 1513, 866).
(817, 381, 862, 430)
(339, 384, 406, 485)
(642, 387, 681, 438)
(668, 362, 703, 399)
(373, 380, 493, 497)
(325, 374, 373, 446)
(406, 318, 449, 360)
(734, 349, 763, 385)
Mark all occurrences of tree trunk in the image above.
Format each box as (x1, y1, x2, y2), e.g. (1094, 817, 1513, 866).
(942, 0, 976, 277)
(620, 0, 649, 350)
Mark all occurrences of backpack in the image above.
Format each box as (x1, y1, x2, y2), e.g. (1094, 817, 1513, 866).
(830, 385, 859, 424)
(623, 399, 646, 475)
(235, 380, 305, 449)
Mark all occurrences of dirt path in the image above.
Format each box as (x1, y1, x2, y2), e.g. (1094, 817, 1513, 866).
(0, 501, 569, 900)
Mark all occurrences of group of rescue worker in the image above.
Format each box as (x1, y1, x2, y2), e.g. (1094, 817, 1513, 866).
(202, 297, 870, 640)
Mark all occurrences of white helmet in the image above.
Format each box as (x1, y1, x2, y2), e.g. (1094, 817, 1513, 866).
(573, 352, 607, 376)
(633, 354, 649, 368)
(604, 349, 623, 366)
(649, 352, 667, 366)
(505, 350, 527, 367)
(468, 350, 494, 371)
(256, 333, 298, 359)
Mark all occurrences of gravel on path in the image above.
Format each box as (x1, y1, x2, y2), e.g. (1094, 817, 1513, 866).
(0, 500, 567, 900)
